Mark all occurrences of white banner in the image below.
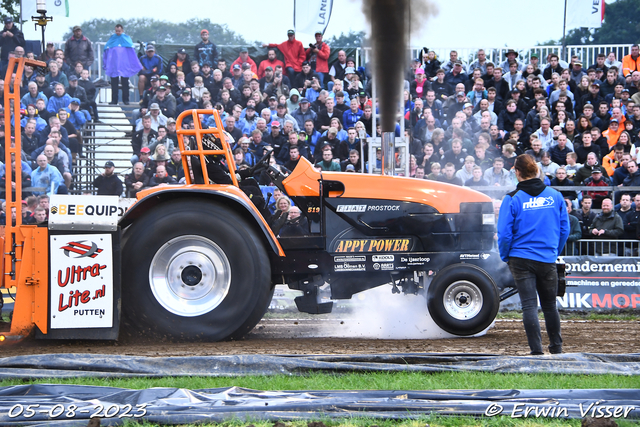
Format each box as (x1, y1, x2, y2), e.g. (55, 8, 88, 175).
(566, 0, 605, 29)
(49, 195, 119, 229)
(294, 0, 333, 36)
(50, 233, 113, 329)
(21, 0, 69, 21)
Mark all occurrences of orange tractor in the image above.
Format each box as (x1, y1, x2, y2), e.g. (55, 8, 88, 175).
(1, 57, 513, 343)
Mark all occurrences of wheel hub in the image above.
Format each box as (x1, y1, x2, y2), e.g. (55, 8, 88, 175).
(150, 235, 231, 317)
(181, 265, 203, 287)
(442, 280, 483, 320)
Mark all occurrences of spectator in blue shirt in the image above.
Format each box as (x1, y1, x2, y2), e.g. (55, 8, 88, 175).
(342, 100, 363, 130)
(138, 44, 163, 97)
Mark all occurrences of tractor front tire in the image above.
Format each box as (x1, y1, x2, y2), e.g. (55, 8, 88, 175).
(121, 199, 272, 341)
(427, 264, 499, 336)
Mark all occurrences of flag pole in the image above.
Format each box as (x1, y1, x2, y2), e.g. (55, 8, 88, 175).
(561, 0, 567, 61)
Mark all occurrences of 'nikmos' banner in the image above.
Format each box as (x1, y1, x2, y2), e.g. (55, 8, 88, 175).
(560, 256, 640, 309)
(566, 0, 605, 29)
(294, 0, 333, 36)
(21, 0, 69, 21)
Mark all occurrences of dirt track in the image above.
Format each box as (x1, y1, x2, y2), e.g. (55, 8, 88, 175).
(3, 318, 640, 358)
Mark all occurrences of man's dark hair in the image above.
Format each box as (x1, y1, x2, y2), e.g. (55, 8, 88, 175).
(597, 53, 606, 58)
(549, 53, 558, 60)
(115, 24, 123, 30)
(614, 143, 625, 152)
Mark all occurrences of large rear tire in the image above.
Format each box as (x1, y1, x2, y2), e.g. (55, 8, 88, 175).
(427, 264, 499, 336)
(121, 199, 272, 341)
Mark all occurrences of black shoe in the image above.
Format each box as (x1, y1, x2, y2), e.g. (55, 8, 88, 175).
(122, 101, 129, 105)
(108, 102, 117, 105)
(530, 351, 544, 356)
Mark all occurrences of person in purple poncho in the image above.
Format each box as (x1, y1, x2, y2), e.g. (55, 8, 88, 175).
(103, 24, 142, 105)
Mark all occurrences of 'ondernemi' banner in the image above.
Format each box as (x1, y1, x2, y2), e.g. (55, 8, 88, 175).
(294, 0, 333, 36)
(560, 256, 640, 309)
(566, 0, 605, 29)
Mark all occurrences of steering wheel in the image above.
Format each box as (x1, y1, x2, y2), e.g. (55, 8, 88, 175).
(268, 164, 289, 191)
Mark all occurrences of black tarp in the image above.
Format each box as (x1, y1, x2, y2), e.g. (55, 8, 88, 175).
(0, 385, 638, 426)
(1, 353, 640, 380)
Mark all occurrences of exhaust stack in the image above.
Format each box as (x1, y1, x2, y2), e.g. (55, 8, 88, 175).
(381, 132, 395, 176)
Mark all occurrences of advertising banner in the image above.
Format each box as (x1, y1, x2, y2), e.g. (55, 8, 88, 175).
(294, 0, 333, 36)
(560, 256, 640, 309)
(49, 233, 114, 329)
(566, 0, 605, 29)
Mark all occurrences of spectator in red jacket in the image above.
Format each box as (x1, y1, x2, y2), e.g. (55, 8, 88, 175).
(263, 30, 306, 85)
(231, 48, 257, 75)
(258, 49, 284, 79)
(306, 31, 330, 87)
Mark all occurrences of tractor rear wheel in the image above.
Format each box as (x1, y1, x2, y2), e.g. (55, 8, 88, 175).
(427, 264, 499, 336)
(121, 199, 272, 341)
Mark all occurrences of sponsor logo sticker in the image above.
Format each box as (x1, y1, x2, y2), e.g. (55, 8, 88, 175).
(61, 240, 103, 258)
(372, 255, 394, 262)
(522, 196, 554, 210)
(334, 238, 412, 253)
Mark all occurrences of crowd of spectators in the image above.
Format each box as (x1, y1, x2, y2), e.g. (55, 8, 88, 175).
(2, 19, 640, 247)
(0, 20, 99, 223)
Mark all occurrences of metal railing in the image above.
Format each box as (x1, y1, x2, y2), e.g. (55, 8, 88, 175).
(46, 41, 634, 84)
(561, 239, 639, 257)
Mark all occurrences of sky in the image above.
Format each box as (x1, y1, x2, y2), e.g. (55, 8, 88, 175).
(19, 0, 573, 49)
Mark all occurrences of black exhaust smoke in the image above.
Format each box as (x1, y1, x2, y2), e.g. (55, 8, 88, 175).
(362, 0, 437, 132)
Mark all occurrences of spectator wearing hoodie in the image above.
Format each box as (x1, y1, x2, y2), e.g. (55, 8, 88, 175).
(47, 83, 72, 114)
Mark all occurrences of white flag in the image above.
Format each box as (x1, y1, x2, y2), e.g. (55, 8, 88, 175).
(21, 0, 69, 21)
(294, 0, 333, 36)
(566, 0, 605, 29)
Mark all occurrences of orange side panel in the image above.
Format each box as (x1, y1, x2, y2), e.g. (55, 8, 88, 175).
(320, 171, 492, 213)
(9, 226, 49, 336)
(282, 157, 321, 197)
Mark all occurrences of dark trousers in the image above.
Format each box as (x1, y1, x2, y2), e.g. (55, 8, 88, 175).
(110, 76, 129, 104)
(508, 257, 562, 354)
(286, 66, 296, 85)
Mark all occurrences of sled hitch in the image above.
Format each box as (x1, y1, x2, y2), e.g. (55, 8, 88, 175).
(290, 275, 333, 314)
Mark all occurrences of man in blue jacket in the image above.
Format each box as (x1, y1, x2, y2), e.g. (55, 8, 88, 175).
(138, 44, 163, 97)
(498, 154, 569, 355)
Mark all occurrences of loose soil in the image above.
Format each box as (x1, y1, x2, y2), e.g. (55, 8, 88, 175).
(3, 318, 640, 358)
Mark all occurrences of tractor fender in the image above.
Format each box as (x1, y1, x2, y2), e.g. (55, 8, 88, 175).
(119, 187, 285, 257)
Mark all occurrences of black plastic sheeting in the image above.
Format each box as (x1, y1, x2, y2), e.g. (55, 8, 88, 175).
(1, 353, 640, 380)
(0, 385, 639, 426)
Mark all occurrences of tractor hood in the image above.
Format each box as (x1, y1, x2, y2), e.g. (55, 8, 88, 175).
(283, 157, 491, 214)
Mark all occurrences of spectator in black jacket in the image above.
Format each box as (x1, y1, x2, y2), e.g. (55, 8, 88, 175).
(131, 116, 158, 160)
(0, 17, 25, 67)
(125, 162, 149, 198)
(78, 69, 98, 121)
(93, 161, 123, 196)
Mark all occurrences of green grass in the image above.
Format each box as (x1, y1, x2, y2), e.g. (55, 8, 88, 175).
(3, 373, 639, 427)
(117, 416, 627, 427)
(3, 371, 639, 391)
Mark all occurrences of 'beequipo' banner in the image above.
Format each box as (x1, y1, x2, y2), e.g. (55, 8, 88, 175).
(560, 256, 640, 310)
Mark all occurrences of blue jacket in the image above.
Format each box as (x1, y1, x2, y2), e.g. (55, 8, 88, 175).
(47, 94, 72, 114)
(139, 54, 163, 76)
(30, 164, 64, 195)
(498, 178, 569, 263)
(342, 109, 363, 130)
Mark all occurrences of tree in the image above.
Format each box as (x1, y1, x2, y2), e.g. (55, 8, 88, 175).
(325, 31, 368, 49)
(539, 0, 640, 46)
(64, 18, 251, 45)
(0, 0, 20, 24)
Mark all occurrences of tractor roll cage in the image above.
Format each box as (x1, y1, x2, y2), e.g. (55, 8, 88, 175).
(175, 109, 238, 187)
